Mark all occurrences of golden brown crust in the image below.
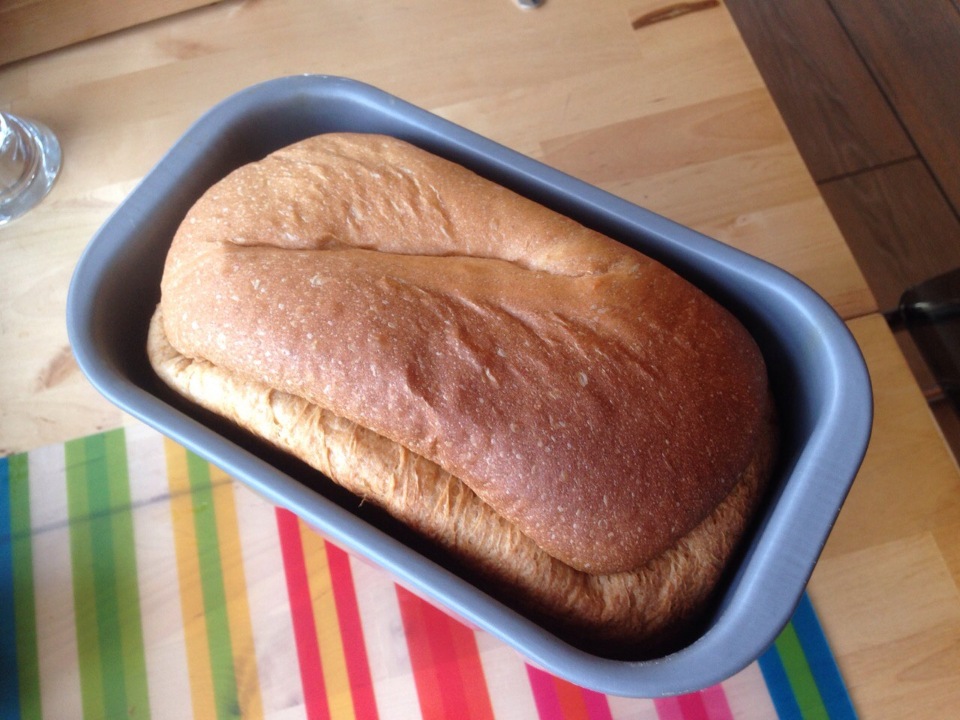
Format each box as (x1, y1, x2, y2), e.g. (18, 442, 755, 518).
(148, 308, 776, 648)
(158, 132, 773, 575)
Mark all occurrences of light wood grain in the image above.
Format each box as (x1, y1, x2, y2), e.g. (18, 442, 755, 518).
(811, 535, 960, 718)
(810, 313, 960, 718)
(0, 0, 222, 66)
(2, 2, 955, 715)
(0, 0, 875, 455)
(821, 315, 960, 559)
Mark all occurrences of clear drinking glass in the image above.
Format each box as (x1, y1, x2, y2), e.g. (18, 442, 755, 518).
(0, 111, 61, 226)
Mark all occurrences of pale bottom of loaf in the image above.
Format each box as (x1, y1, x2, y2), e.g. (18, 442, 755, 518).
(147, 307, 775, 652)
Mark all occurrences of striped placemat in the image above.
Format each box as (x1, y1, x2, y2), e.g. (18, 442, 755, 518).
(1, 424, 857, 719)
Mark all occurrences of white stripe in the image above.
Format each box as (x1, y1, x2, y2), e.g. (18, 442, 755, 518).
(721, 661, 779, 720)
(606, 692, 661, 719)
(232, 482, 307, 720)
(28, 443, 84, 720)
(350, 555, 422, 720)
(28, 442, 69, 528)
(123, 422, 194, 720)
(125, 422, 177, 505)
(474, 630, 540, 720)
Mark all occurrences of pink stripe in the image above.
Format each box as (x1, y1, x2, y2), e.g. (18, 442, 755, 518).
(654, 693, 709, 720)
(655, 686, 734, 720)
(526, 665, 564, 719)
(581, 688, 613, 720)
(699, 685, 734, 720)
(653, 696, 682, 720)
(676, 693, 710, 720)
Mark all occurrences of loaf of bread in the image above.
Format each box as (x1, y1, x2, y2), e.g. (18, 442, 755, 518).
(148, 132, 777, 653)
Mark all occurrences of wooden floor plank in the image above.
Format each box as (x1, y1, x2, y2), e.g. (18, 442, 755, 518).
(724, 0, 914, 182)
(827, 0, 960, 218)
(819, 159, 960, 312)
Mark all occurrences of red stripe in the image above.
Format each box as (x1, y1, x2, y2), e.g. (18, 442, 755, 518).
(553, 676, 591, 720)
(276, 509, 331, 720)
(396, 586, 445, 719)
(396, 586, 494, 720)
(444, 607, 494, 720)
(325, 541, 380, 720)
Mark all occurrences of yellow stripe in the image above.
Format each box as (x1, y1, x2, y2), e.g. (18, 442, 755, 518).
(164, 439, 217, 719)
(299, 519, 356, 720)
(208, 464, 264, 719)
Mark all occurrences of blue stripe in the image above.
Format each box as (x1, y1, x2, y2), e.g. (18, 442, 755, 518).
(758, 628, 803, 720)
(792, 594, 858, 719)
(0, 456, 22, 720)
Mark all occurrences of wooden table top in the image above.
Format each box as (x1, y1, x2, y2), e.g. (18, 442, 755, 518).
(1, 0, 957, 716)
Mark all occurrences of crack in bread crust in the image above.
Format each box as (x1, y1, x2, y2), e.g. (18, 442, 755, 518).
(160, 133, 773, 576)
(151, 133, 780, 651)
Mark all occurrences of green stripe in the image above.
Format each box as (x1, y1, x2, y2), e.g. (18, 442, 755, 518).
(87, 432, 130, 719)
(10, 453, 42, 720)
(103, 430, 150, 719)
(186, 451, 239, 720)
(66, 437, 107, 720)
(775, 620, 830, 720)
(66, 431, 151, 720)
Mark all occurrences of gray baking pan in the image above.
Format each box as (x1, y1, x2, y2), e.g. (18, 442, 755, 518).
(66, 75, 872, 697)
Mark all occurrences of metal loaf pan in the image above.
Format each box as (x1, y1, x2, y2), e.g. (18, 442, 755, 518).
(67, 75, 872, 697)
